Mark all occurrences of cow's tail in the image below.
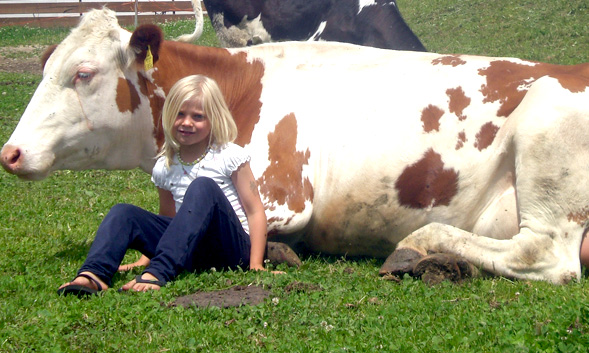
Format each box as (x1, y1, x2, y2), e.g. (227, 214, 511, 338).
(174, 0, 204, 43)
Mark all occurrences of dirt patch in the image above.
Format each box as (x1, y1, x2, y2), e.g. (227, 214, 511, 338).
(168, 285, 272, 309)
(0, 46, 47, 75)
(166, 281, 322, 309)
(284, 281, 322, 293)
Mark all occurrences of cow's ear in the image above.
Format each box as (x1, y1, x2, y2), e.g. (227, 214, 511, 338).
(41, 44, 58, 71)
(129, 24, 163, 67)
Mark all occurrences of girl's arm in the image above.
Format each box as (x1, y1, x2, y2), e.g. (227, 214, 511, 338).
(157, 187, 176, 218)
(232, 161, 267, 271)
(118, 188, 176, 271)
(581, 229, 589, 268)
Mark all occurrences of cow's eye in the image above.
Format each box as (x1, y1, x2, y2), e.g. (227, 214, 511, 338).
(74, 70, 95, 84)
(78, 72, 91, 79)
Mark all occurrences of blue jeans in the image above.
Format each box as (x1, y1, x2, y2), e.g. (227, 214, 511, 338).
(78, 177, 251, 286)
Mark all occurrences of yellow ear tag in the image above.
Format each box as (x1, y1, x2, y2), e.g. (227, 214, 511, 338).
(144, 45, 154, 71)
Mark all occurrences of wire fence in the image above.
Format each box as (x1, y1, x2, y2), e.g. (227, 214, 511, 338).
(0, 1, 203, 27)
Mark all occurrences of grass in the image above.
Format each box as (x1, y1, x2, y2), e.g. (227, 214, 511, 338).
(0, 16, 220, 48)
(399, 0, 588, 65)
(1, 1, 589, 352)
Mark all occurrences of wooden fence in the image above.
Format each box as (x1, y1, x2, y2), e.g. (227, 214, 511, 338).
(0, 1, 204, 27)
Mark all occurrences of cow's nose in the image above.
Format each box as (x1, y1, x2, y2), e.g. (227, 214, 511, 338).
(0, 145, 22, 173)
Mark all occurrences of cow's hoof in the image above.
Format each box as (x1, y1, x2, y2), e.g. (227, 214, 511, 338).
(413, 253, 479, 285)
(379, 248, 424, 276)
(266, 242, 302, 267)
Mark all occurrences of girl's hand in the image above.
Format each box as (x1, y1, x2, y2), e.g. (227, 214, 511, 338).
(250, 264, 285, 275)
(250, 264, 265, 271)
(232, 162, 268, 274)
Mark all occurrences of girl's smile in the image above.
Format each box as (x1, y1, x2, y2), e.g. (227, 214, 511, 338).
(173, 96, 212, 162)
(178, 130, 195, 136)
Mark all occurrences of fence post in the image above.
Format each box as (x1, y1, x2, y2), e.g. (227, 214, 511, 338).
(134, 0, 138, 27)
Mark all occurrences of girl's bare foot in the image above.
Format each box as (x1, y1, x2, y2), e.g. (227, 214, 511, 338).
(118, 255, 151, 271)
(120, 272, 165, 292)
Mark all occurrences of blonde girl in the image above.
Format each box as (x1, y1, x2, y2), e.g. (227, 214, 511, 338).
(58, 75, 267, 296)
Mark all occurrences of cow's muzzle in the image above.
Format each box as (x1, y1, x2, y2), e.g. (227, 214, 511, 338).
(1, 144, 22, 174)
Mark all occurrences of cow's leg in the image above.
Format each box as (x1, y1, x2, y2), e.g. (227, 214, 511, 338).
(380, 248, 424, 276)
(380, 180, 516, 281)
(265, 241, 302, 267)
(381, 249, 481, 284)
(382, 222, 584, 284)
(413, 253, 481, 285)
(384, 77, 589, 284)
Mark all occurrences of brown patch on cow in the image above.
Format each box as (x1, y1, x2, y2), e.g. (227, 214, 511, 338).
(150, 42, 265, 147)
(258, 113, 314, 213)
(129, 24, 163, 67)
(220, 52, 265, 146)
(567, 206, 589, 226)
(116, 78, 141, 113)
(432, 55, 466, 67)
(555, 74, 589, 93)
(479, 61, 589, 117)
(474, 122, 499, 151)
(267, 214, 296, 230)
(518, 244, 540, 267)
(455, 131, 466, 150)
(479, 61, 540, 117)
(41, 44, 58, 71)
(446, 87, 470, 121)
(395, 149, 459, 209)
(266, 216, 281, 224)
(266, 214, 298, 236)
(421, 105, 444, 133)
(137, 72, 165, 149)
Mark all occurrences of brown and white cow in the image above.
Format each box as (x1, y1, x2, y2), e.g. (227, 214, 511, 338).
(2, 9, 589, 284)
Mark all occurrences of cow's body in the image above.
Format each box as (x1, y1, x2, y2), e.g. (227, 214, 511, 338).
(2, 9, 589, 284)
(192, 0, 425, 51)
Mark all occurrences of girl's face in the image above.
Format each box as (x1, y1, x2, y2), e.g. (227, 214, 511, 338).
(172, 96, 212, 150)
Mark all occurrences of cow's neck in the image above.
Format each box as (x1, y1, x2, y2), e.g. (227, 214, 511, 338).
(149, 41, 265, 147)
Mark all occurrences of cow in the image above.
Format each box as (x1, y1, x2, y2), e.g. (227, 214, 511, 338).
(2, 8, 589, 285)
(180, 0, 426, 51)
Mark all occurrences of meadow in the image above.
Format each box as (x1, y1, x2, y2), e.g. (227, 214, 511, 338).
(0, 0, 588, 351)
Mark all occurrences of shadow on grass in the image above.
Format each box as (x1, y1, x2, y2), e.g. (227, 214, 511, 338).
(52, 240, 91, 262)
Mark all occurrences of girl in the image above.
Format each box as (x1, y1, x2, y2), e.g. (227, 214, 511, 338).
(58, 75, 267, 296)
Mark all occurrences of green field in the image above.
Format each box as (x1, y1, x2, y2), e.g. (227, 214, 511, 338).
(1, 1, 588, 352)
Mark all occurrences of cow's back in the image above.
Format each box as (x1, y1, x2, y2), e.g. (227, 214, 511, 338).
(224, 43, 531, 254)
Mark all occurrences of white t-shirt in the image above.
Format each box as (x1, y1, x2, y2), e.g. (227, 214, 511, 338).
(151, 143, 251, 233)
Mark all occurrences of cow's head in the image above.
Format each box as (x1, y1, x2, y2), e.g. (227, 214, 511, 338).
(1, 8, 163, 180)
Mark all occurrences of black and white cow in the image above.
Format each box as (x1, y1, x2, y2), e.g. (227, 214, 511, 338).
(183, 0, 426, 51)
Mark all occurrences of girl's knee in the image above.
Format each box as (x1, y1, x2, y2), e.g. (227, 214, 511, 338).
(190, 177, 217, 189)
(185, 177, 221, 197)
(107, 203, 141, 220)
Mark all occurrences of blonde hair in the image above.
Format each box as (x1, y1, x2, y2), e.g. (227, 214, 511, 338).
(159, 75, 237, 167)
